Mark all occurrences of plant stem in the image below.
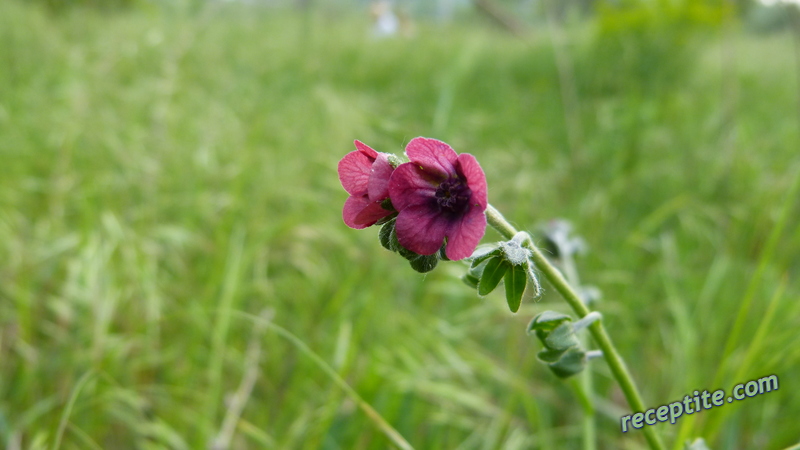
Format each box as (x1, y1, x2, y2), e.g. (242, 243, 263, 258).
(484, 204, 665, 450)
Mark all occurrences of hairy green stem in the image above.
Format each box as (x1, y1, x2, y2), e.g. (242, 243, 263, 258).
(485, 204, 665, 450)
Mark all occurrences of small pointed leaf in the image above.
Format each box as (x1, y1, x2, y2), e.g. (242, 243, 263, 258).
(548, 348, 587, 378)
(504, 264, 527, 312)
(477, 257, 509, 296)
(462, 273, 480, 289)
(527, 311, 572, 334)
(537, 347, 568, 363)
(545, 322, 579, 351)
(470, 247, 502, 269)
(462, 262, 486, 289)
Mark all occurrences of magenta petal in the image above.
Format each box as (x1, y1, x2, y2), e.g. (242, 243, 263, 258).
(354, 140, 378, 158)
(457, 153, 488, 209)
(368, 153, 393, 202)
(354, 200, 392, 226)
(343, 195, 371, 229)
(338, 151, 374, 196)
(405, 137, 458, 177)
(395, 205, 448, 255)
(445, 205, 487, 260)
(388, 163, 438, 211)
(343, 195, 391, 229)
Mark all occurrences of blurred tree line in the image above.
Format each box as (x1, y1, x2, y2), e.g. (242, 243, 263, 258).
(23, 0, 793, 20)
(24, 0, 798, 38)
(22, 0, 796, 105)
(32, 0, 141, 12)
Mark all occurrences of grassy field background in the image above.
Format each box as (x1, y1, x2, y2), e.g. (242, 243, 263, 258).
(1, 0, 799, 448)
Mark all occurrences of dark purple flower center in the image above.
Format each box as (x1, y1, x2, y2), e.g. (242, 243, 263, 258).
(435, 179, 471, 212)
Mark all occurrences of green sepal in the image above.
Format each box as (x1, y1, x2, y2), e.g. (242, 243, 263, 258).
(407, 253, 439, 273)
(548, 348, 587, 379)
(398, 246, 418, 260)
(537, 347, 568, 363)
(378, 218, 398, 252)
(438, 245, 450, 261)
(387, 153, 404, 168)
(545, 322, 579, 351)
(504, 263, 527, 313)
(527, 311, 572, 334)
(477, 256, 509, 296)
(379, 198, 395, 212)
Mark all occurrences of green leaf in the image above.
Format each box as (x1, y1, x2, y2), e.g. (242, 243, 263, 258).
(527, 311, 572, 334)
(462, 261, 486, 289)
(407, 254, 439, 273)
(504, 264, 526, 312)
(470, 246, 502, 268)
(378, 219, 398, 252)
(477, 256, 509, 296)
(462, 272, 480, 289)
(537, 347, 568, 363)
(534, 329, 548, 346)
(548, 348, 587, 379)
(544, 322, 579, 351)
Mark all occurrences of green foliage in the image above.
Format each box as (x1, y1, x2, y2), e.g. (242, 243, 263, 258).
(30, 0, 142, 13)
(528, 311, 596, 378)
(578, 0, 734, 94)
(0, 0, 799, 448)
(477, 256, 509, 296)
(503, 264, 527, 312)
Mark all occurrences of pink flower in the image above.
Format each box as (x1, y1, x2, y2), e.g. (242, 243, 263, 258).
(388, 137, 488, 260)
(338, 140, 396, 229)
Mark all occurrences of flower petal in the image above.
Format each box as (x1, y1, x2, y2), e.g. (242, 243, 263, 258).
(457, 153, 488, 209)
(338, 150, 374, 196)
(343, 195, 392, 229)
(355, 201, 393, 226)
(405, 137, 458, 177)
(395, 204, 448, 255)
(354, 140, 378, 158)
(388, 162, 438, 211)
(368, 153, 393, 202)
(444, 205, 487, 260)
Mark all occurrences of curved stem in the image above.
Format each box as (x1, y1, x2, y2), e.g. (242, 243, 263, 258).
(485, 204, 665, 450)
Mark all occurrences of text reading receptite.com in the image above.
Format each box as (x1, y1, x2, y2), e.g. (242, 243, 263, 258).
(620, 374, 779, 432)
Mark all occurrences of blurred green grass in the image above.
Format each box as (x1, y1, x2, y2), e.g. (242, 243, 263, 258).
(1, 1, 799, 449)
